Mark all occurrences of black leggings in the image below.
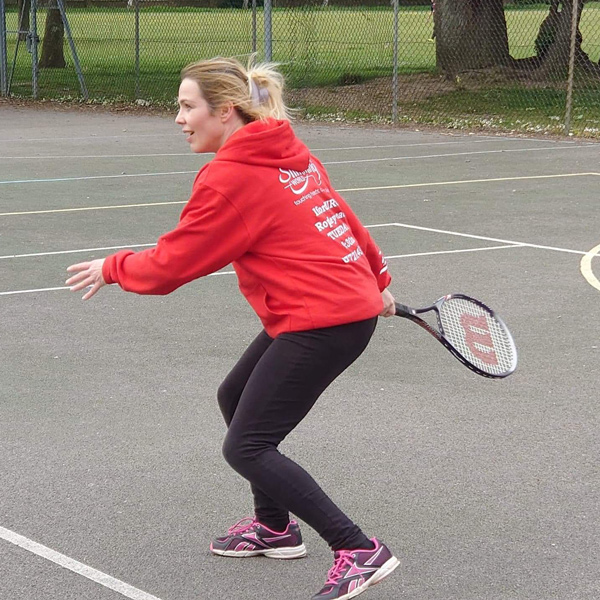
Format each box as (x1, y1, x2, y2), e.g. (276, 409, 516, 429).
(217, 317, 378, 551)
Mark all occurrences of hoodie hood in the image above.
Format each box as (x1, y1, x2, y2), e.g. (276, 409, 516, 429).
(215, 118, 310, 172)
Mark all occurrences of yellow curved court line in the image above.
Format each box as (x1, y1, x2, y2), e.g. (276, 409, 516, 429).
(581, 243, 600, 291)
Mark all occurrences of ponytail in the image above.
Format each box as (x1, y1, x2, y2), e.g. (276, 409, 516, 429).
(180, 56, 293, 123)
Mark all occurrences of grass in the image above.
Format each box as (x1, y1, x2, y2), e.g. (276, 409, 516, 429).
(3, 4, 600, 135)
(403, 86, 600, 137)
(296, 84, 600, 137)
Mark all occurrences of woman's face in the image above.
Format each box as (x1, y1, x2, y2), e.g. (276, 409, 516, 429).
(175, 78, 228, 154)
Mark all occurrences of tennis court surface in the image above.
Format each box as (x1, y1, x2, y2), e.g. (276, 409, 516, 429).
(1, 105, 599, 600)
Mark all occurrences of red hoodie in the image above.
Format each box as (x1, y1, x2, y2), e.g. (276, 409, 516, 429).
(103, 119, 391, 337)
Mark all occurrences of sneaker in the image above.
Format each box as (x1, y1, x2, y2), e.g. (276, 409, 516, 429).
(210, 517, 307, 559)
(312, 538, 399, 600)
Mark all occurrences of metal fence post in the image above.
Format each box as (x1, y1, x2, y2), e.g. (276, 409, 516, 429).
(135, 0, 140, 99)
(0, 0, 7, 96)
(392, 0, 399, 123)
(264, 0, 272, 61)
(252, 0, 257, 54)
(57, 0, 88, 99)
(30, 0, 38, 99)
(564, 0, 579, 135)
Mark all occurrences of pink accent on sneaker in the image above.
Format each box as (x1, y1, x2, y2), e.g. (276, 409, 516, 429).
(211, 517, 306, 560)
(257, 521, 295, 535)
(346, 562, 378, 579)
(227, 517, 257, 534)
(264, 534, 292, 542)
(364, 544, 384, 566)
(325, 551, 354, 585)
(235, 542, 255, 552)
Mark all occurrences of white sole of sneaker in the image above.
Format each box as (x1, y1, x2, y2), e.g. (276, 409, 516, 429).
(342, 556, 400, 600)
(211, 543, 307, 559)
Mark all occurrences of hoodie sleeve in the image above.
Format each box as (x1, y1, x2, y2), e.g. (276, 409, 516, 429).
(102, 184, 251, 295)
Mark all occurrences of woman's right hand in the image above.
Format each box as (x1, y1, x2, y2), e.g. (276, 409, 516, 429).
(380, 288, 396, 317)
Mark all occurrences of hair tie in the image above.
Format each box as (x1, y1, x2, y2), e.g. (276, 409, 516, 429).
(248, 76, 270, 106)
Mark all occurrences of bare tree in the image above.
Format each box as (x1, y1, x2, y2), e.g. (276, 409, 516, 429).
(434, 0, 598, 79)
(534, 0, 598, 76)
(434, 0, 510, 76)
(39, 4, 65, 68)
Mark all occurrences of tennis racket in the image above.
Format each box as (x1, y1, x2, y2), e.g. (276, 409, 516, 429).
(394, 294, 517, 378)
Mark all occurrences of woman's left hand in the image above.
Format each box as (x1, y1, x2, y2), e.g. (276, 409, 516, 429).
(66, 259, 107, 300)
(379, 288, 396, 318)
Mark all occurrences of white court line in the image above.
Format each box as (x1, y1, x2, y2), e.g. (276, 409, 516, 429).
(0, 224, 395, 260)
(0, 243, 544, 297)
(0, 170, 198, 186)
(0, 286, 69, 296)
(1, 173, 597, 217)
(0, 270, 237, 296)
(1, 153, 206, 160)
(1, 144, 597, 186)
(0, 124, 582, 146)
(338, 172, 600, 192)
(392, 222, 587, 256)
(0, 525, 164, 600)
(0, 137, 557, 160)
(0, 244, 155, 260)
(0, 286, 71, 295)
(0, 132, 180, 143)
(0, 200, 187, 217)
(0, 225, 591, 297)
(322, 143, 597, 166)
(385, 244, 524, 260)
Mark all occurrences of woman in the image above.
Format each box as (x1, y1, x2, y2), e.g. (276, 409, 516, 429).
(66, 57, 399, 600)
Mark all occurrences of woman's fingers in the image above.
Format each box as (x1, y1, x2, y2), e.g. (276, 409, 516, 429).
(68, 275, 95, 292)
(66, 261, 92, 274)
(65, 271, 91, 287)
(65, 259, 106, 300)
(82, 282, 102, 301)
(380, 288, 396, 317)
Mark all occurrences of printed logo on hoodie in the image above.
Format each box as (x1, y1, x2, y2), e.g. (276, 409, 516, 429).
(278, 161, 322, 195)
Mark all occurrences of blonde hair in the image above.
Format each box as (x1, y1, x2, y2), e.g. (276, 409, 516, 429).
(180, 56, 292, 123)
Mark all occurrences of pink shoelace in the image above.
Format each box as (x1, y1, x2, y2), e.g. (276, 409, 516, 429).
(324, 550, 355, 585)
(227, 517, 258, 535)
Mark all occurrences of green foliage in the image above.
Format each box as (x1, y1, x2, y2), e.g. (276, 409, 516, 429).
(3, 4, 600, 136)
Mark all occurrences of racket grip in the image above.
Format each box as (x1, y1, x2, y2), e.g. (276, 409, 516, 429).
(394, 302, 414, 317)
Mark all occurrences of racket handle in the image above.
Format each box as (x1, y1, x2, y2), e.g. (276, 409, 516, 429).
(394, 302, 414, 317)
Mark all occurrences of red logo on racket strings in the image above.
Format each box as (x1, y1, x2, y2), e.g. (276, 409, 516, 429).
(459, 314, 498, 365)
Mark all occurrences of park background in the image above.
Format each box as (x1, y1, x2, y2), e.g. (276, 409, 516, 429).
(1, 0, 600, 137)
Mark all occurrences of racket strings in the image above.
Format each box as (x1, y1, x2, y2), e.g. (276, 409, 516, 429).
(438, 298, 516, 376)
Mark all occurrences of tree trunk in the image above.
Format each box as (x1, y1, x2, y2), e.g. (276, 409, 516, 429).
(39, 7, 65, 68)
(535, 0, 596, 78)
(435, 0, 511, 76)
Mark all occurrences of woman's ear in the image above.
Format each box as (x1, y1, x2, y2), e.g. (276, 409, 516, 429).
(220, 102, 235, 122)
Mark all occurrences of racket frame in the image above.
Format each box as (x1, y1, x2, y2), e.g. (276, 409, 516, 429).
(394, 293, 517, 379)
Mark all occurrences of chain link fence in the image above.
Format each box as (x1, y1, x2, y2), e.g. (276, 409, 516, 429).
(1, 0, 599, 137)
